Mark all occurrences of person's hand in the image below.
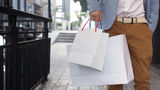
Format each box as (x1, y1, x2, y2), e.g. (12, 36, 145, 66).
(89, 10, 102, 21)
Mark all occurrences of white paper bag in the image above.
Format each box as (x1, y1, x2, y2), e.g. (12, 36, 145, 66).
(67, 29, 109, 71)
(67, 34, 134, 86)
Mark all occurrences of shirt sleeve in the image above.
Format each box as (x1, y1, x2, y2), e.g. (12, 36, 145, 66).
(86, 0, 101, 13)
(148, 0, 159, 32)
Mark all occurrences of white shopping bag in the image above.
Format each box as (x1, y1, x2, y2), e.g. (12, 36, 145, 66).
(67, 34, 134, 86)
(67, 20, 109, 71)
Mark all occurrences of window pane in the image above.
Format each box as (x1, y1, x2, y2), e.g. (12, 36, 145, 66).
(20, 0, 25, 11)
(12, 0, 18, 9)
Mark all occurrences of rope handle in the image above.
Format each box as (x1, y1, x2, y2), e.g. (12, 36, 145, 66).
(82, 18, 102, 32)
(82, 18, 90, 31)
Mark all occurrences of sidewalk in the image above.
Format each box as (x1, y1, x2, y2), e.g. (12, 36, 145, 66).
(35, 31, 160, 90)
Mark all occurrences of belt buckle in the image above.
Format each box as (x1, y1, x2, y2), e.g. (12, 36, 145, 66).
(122, 18, 125, 24)
(131, 18, 134, 24)
(122, 18, 134, 24)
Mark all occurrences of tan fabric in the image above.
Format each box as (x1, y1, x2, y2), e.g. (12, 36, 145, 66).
(116, 17, 148, 24)
(103, 21, 153, 90)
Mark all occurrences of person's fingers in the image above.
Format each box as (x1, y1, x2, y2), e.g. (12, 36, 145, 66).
(90, 16, 95, 21)
(99, 12, 102, 21)
(90, 14, 97, 21)
(91, 13, 99, 21)
(96, 11, 101, 21)
(96, 14, 100, 21)
(89, 10, 102, 21)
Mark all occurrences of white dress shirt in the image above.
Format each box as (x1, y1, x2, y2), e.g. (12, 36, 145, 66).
(117, 0, 145, 17)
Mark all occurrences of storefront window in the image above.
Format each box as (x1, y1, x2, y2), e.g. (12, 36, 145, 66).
(41, 0, 49, 18)
(11, 0, 49, 18)
(12, 0, 18, 9)
(20, 0, 25, 11)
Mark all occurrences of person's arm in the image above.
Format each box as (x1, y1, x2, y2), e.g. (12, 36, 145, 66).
(86, 0, 102, 21)
(86, 0, 101, 13)
(148, 0, 159, 32)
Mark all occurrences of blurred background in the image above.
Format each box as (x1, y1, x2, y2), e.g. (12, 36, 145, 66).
(0, 0, 92, 47)
(6, 0, 89, 31)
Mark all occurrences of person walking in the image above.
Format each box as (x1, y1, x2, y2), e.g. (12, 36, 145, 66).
(86, 0, 159, 90)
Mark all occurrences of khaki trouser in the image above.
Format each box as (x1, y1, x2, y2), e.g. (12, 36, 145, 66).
(103, 21, 153, 90)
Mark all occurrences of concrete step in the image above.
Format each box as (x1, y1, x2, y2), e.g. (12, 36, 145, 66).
(55, 40, 74, 43)
(54, 33, 76, 43)
(56, 37, 75, 40)
(58, 33, 76, 37)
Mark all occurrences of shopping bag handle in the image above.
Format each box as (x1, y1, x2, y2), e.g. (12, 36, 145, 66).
(82, 18, 90, 31)
(82, 18, 102, 32)
(89, 19, 102, 30)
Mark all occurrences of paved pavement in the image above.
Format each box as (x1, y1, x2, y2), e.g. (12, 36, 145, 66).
(35, 31, 160, 90)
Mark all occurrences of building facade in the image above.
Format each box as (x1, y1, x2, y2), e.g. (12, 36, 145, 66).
(0, 0, 51, 31)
